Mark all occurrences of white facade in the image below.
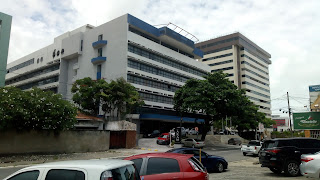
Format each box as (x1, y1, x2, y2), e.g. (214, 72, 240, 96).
(5, 14, 210, 118)
(196, 33, 272, 118)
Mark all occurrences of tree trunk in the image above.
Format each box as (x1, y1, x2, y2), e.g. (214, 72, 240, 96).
(201, 118, 211, 141)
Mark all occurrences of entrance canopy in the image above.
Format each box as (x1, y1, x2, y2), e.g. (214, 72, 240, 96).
(140, 114, 205, 123)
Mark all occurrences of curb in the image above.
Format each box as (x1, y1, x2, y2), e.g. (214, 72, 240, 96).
(140, 148, 159, 151)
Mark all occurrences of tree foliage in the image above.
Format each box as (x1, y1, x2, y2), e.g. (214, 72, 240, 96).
(0, 87, 77, 131)
(71, 77, 108, 116)
(174, 71, 268, 140)
(72, 77, 144, 120)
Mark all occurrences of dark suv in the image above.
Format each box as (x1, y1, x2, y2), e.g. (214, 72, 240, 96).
(259, 138, 320, 176)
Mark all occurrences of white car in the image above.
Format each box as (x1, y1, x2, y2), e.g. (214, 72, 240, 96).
(4, 159, 140, 180)
(188, 128, 199, 135)
(241, 140, 262, 156)
(300, 151, 320, 178)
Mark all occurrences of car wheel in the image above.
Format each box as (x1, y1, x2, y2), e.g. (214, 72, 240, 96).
(216, 162, 224, 173)
(284, 160, 300, 177)
(192, 144, 195, 148)
(243, 152, 247, 156)
(269, 167, 282, 174)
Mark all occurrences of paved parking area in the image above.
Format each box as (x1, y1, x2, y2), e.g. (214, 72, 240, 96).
(210, 157, 316, 180)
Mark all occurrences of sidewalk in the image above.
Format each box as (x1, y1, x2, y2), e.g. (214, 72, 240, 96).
(0, 148, 161, 168)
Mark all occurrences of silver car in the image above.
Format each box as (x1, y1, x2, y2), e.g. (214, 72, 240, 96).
(182, 138, 205, 148)
(4, 159, 140, 180)
(300, 151, 320, 178)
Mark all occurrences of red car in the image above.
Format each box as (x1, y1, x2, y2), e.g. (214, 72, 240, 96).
(124, 153, 209, 180)
(157, 133, 170, 145)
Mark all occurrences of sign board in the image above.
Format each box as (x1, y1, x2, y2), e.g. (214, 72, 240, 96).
(258, 123, 265, 132)
(309, 85, 320, 92)
(175, 127, 181, 142)
(293, 112, 320, 130)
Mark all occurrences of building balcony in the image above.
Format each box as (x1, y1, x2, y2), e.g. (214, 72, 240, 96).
(91, 56, 107, 64)
(92, 40, 108, 49)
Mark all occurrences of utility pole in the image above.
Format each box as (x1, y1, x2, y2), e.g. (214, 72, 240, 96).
(287, 92, 293, 137)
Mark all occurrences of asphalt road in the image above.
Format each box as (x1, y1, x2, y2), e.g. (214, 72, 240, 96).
(0, 146, 244, 179)
(0, 142, 314, 180)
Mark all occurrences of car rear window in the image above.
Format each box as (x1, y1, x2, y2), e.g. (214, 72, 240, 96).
(8, 170, 39, 180)
(45, 169, 85, 180)
(248, 141, 260, 146)
(262, 141, 277, 149)
(194, 139, 202, 142)
(131, 158, 143, 174)
(146, 158, 180, 175)
(111, 164, 140, 180)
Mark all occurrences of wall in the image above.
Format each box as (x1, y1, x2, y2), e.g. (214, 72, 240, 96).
(0, 12, 12, 87)
(0, 130, 110, 155)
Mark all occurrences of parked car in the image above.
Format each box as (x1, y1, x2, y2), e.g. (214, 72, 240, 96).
(300, 151, 320, 178)
(3, 159, 140, 180)
(259, 138, 320, 176)
(188, 128, 199, 135)
(182, 138, 205, 148)
(171, 127, 187, 138)
(167, 148, 228, 173)
(144, 130, 161, 138)
(157, 133, 170, 145)
(124, 152, 209, 180)
(228, 138, 242, 145)
(241, 140, 262, 156)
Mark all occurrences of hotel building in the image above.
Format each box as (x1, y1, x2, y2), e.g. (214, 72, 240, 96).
(196, 32, 272, 118)
(5, 14, 210, 133)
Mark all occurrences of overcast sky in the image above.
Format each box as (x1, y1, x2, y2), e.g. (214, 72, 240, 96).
(1, 0, 319, 116)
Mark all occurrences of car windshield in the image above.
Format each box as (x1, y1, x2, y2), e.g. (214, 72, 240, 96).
(160, 134, 168, 138)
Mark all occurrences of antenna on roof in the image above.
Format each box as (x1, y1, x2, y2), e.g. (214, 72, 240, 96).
(154, 22, 199, 42)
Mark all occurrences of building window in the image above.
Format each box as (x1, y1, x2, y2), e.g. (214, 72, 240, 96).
(208, 59, 233, 66)
(98, 48, 103, 57)
(211, 66, 233, 72)
(128, 44, 207, 77)
(202, 53, 233, 62)
(128, 59, 190, 83)
(37, 58, 39, 64)
(127, 74, 180, 92)
(98, 34, 103, 40)
(6, 64, 60, 86)
(80, 40, 83, 51)
(97, 64, 102, 80)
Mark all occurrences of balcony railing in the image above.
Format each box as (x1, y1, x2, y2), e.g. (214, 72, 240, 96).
(92, 40, 108, 49)
(91, 56, 107, 64)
